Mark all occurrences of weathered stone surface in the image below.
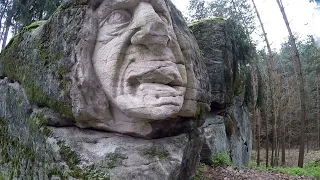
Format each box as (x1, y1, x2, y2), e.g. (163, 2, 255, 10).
(0, 0, 208, 179)
(0, 78, 204, 179)
(190, 19, 250, 108)
(0, 0, 210, 139)
(0, 78, 110, 179)
(201, 96, 252, 167)
(49, 127, 204, 180)
(201, 115, 229, 165)
(72, 0, 210, 138)
(190, 19, 253, 167)
(229, 96, 252, 167)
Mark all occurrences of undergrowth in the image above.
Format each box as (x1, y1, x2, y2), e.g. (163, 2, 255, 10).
(212, 153, 232, 166)
(250, 161, 320, 179)
(195, 163, 210, 180)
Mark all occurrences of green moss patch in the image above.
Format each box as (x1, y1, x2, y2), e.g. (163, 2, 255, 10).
(189, 17, 226, 27)
(104, 153, 127, 169)
(25, 83, 72, 117)
(23, 21, 46, 32)
(0, 15, 72, 118)
(144, 147, 169, 159)
(57, 140, 110, 179)
(1, 35, 72, 118)
(28, 111, 51, 137)
(0, 116, 38, 179)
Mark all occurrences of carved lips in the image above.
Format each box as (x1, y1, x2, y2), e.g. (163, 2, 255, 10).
(110, 47, 187, 119)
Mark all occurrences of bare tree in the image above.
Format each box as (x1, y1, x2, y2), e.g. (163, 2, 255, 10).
(251, 0, 282, 166)
(276, 0, 307, 168)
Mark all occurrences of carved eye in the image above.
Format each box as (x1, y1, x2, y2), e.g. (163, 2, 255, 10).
(107, 10, 131, 25)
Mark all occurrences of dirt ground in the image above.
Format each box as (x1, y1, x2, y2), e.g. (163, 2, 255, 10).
(201, 165, 316, 180)
(197, 150, 320, 180)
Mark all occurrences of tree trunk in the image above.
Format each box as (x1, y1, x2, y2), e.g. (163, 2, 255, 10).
(270, 87, 275, 167)
(276, 0, 307, 168)
(317, 75, 320, 149)
(281, 106, 286, 166)
(251, 0, 281, 167)
(262, 107, 269, 167)
(1, 11, 13, 50)
(307, 122, 309, 153)
(253, 108, 256, 153)
(256, 109, 261, 166)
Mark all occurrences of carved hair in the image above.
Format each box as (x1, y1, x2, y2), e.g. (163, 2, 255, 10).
(71, 1, 111, 128)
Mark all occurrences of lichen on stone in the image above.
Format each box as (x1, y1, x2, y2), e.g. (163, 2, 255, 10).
(144, 147, 170, 159)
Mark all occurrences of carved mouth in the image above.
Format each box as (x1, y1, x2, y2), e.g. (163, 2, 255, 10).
(126, 60, 184, 87)
(112, 56, 186, 119)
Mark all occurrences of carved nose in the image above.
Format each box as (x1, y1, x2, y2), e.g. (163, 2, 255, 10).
(131, 22, 170, 55)
(130, 3, 170, 55)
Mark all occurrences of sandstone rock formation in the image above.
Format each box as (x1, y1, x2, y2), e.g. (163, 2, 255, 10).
(72, 0, 210, 138)
(0, 1, 254, 179)
(0, 0, 210, 139)
(0, 78, 204, 179)
(190, 19, 253, 167)
(0, 0, 209, 179)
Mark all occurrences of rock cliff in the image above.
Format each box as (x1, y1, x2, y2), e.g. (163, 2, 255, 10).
(190, 19, 253, 167)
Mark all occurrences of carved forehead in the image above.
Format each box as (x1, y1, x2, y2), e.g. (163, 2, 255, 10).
(107, 0, 167, 8)
(94, 0, 169, 15)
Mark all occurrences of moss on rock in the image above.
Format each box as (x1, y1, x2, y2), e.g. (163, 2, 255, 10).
(189, 18, 254, 106)
(0, 116, 39, 179)
(0, 16, 73, 118)
(144, 147, 169, 159)
(23, 21, 46, 31)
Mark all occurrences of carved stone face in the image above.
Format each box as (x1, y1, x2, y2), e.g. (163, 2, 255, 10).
(72, 0, 210, 138)
(92, 0, 187, 120)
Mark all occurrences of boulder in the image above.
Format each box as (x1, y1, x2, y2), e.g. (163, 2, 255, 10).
(0, 0, 210, 139)
(201, 96, 252, 167)
(190, 19, 253, 167)
(0, 78, 204, 179)
(0, 0, 209, 179)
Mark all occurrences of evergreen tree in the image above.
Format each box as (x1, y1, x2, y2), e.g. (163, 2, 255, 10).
(0, 0, 62, 49)
(188, 0, 208, 20)
(188, 0, 255, 32)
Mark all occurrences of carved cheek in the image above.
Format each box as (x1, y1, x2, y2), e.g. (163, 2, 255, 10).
(92, 30, 135, 99)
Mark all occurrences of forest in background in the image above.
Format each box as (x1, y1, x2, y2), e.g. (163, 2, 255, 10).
(0, 0, 320, 170)
(189, 0, 320, 168)
(0, 0, 63, 50)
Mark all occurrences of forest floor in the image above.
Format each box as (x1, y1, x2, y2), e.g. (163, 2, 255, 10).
(251, 149, 320, 167)
(195, 164, 316, 180)
(195, 149, 320, 180)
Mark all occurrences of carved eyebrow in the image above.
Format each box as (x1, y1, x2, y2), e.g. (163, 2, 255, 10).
(150, 0, 168, 13)
(112, 0, 139, 10)
(96, 0, 138, 22)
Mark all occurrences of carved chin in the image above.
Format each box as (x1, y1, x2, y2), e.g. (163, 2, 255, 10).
(114, 84, 185, 120)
